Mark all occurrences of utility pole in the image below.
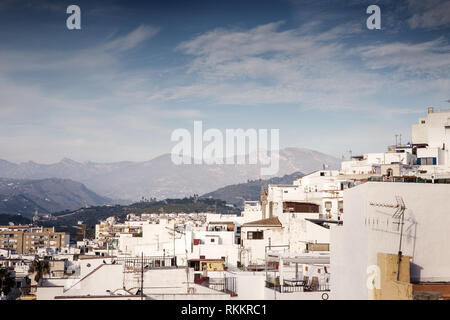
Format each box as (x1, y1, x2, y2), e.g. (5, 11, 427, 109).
(183, 222, 189, 293)
(173, 222, 176, 266)
(140, 252, 144, 300)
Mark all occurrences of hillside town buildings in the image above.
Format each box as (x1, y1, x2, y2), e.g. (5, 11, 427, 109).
(1, 107, 450, 300)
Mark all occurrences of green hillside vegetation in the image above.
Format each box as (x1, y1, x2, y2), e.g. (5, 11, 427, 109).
(201, 172, 304, 206)
(0, 214, 32, 226)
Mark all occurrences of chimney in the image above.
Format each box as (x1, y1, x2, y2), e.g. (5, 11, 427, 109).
(427, 107, 434, 114)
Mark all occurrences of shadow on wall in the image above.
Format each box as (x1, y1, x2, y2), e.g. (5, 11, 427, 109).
(410, 262, 423, 283)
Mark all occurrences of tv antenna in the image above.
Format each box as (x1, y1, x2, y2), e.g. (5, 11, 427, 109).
(369, 196, 406, 281)
(168, 222, 191, 293)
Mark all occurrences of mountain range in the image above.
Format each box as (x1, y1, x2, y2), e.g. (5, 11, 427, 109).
(0, 147, 341, 201)
(0, 178, 111, 218)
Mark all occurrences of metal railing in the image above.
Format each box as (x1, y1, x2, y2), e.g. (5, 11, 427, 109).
(265, 280, 329, 293)
(205, 277, 237, 296)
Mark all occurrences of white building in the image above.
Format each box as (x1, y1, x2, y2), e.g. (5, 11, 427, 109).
(36, 257, 229, 300)
(239, 215, 330, 268)
(412, 107, 450, 165)
(118, 218, 192, 263)
(191, 229, 239, 268)
(241, 201, 264, 222)
(341, 146, 416, 176)
(331, 182, 450, 300)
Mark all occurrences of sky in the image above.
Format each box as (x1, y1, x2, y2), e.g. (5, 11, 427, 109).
(0, 0, 449, 164)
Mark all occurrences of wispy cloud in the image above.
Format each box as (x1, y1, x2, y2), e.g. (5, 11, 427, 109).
(151, 21, 448, 113)
(104, 25, 160, 52)
(0, 24, 205, 163)
(408, 0, 450, 29)
(356, 38, 450, 76)
(1, 2, 449, 162)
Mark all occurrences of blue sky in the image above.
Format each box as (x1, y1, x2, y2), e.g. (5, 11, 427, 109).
(0, 0, 449, 163)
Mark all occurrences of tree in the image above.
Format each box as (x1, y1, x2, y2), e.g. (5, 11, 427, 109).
(0, 266, 15, 297)
(28, 259, 50, 283)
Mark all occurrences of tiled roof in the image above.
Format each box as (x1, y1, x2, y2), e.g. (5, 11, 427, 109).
(242, 216, 282, 227)
(208, 221, 234, 224)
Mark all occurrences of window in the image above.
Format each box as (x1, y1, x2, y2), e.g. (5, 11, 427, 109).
(419, 157, 437, 165)
(387, 168, 393, 177)
(320, 172, 325, 176)
(338, 201, 344, 214)
(247, 231, 263, 240)
(421, 120, 425, 124)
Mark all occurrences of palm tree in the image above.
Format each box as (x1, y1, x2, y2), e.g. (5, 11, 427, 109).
(0, 266, 15, 297)
(28, 259, 50, 283)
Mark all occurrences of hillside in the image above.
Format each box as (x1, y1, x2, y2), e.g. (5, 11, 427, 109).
(0, 214, 32, 226)
(0, 178, 112, 218)
(201, 172, 304, 207)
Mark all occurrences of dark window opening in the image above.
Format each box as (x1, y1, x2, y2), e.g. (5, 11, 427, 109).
(247, 231, 263, 240)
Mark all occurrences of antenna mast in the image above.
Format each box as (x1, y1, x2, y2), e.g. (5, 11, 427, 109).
(369, 196, 406, 281)
(141, 252, 144, 300)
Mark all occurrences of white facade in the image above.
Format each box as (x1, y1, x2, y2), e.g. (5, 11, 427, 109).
(292, 170, 352, 219)
(241, 201, 263, 222)
(262, 170, 348, 220)
(240, 220, 285, 267)
(411, 108, 450, 171)
(38, 262, 228, 300)
(240, 215, 330, 267)
(191, 230, 239, 267)
(331, 182, 450, 300)
(118, 219, 192, 262)
(341, 149, 416, 175)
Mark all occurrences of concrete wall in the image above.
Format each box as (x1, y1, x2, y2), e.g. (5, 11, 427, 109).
(228, 271, 266, 300)
(374, 253, 412, 300)
(63, 264, 124, 297)
(331, 182, 450, 300)
(119, 222, 192, 257)
(241, 227, 285, 266)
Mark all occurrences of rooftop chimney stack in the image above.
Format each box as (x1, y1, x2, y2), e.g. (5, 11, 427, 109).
(427, 107, 434, 114)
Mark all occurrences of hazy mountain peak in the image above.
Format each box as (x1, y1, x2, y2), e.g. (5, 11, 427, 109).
(0, 147, 340, 201)
(60, 157, 78, 163)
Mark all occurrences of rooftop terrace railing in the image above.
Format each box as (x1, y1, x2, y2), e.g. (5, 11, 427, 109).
(368, 176, 450, 184)
(265, 280, 329, 293)
(203, 277, 238, 296)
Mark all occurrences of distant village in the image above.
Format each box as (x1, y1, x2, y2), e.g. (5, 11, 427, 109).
(1, 107, 450, 300)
